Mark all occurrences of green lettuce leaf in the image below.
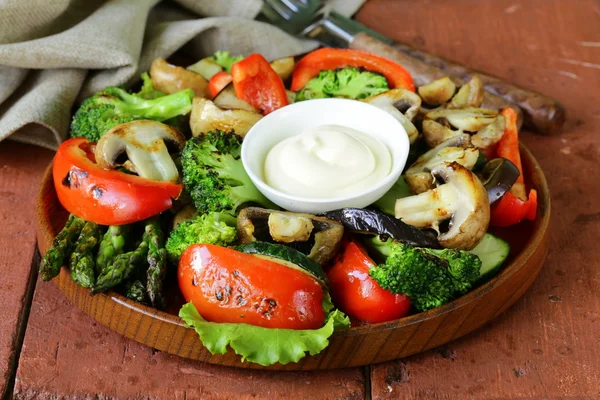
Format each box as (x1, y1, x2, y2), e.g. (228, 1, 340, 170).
(179, 296, 350, 366)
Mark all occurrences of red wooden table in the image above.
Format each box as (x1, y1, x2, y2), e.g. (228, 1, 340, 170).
(1, 0, 599, 398)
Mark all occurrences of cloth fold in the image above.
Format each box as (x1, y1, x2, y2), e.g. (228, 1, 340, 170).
(0, 0, 364, 150)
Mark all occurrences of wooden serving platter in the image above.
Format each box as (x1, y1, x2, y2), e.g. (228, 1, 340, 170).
(36, 144, 550, 370)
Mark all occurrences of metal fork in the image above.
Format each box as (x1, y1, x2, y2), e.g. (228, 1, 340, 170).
(258, 0, 392, 48)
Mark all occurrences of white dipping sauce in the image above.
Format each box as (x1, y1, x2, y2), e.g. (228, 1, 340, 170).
(263, 124, 392, 198)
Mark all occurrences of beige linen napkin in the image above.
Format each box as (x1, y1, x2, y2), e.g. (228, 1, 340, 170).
(0, 0, 364, 150)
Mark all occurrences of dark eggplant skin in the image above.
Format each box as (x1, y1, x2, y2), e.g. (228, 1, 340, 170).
(322, 208, 440, 248)
(479, 158, 520, 204)
(237, 207, 344, 266)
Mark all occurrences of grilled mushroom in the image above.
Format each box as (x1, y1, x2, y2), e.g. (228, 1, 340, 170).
(405, 134, 479, 194)
(237, 207, 344, 265)
(190, 97, 262, 137)
(448, 75, 484, 109)
(95, 120, 185, 182)
(395, 162, 490, 250)
(418, 77, 456, 106)
(363, 88, 421, 143)
(150, 58, 210, 98)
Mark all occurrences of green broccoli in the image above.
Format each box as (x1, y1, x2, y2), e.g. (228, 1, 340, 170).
(70, 85, 194, 142)
(367, 237, 481, 311)
(209, 51, 243, 73)
(166, 211, 237, 263)
(136, 72, 165, 100)
(296, 67, 390, 102)
(181, 130, 277, 215)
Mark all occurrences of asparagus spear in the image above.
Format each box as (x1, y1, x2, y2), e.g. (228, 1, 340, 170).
(124, 279, 148, 303)
(39, 215, 85, 281)
(145, 218, 168, 309)
(92, 238, 149, 294)
(70, 222, 103, 288)
(96, 225, 129, 274)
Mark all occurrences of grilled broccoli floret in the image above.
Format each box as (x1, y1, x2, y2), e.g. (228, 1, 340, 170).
(209, 51, 243, 73)
(296, 67, 390, 101)
(181, 130, 276, 215)
(137, 72, 165, 100)
(70, 85, 194, 142)
(367, 236, 481, 311)
(165, 211, 237, 263)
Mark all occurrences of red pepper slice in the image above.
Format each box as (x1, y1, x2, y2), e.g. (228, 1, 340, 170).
(178, 244, 326, 330)
(490, 108, 537, 226)
(490, 189, 538, 227)
(53, 138, 183, 225)
(208, 71, 232, 98)
(496, 108, 526, 200)
(231, 54, 289, 115)
(291, 48, 415, 92)
(327, 239, 410, 323)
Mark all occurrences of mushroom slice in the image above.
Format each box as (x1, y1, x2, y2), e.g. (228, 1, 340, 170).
(186, 58, 223, 80)
(150, 58, 210, 98)
(96, 120, 185, 182)
(405, 134, 479, 194)
(395, 162, 490, 250)
(448, 75, 484, 108)
(425, 108, 498, 132)
(213, 84, 258, 113)
(417, 77, 457, 106)
(472, 115, 506, 149)
(268, 212, 314, 243)
(270, 56, 295, 81)
(363, 88, 421, 143)
(422, 119, 461, 147)
(190, 98, 262, 137)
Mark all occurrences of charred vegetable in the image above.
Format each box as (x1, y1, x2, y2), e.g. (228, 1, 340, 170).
(237, 207, 344, 265)
(363, 88, 421, 144)
(322, 208, 439, 248)
(405, 134, 479, 194)
(479, 158, 521, 204)
(190, 98, 262, 137)
(394, 162, 490, 250)
(39, 215, 85, 281)
(236, 241, 327, 283)
(95, 120, 186, 183)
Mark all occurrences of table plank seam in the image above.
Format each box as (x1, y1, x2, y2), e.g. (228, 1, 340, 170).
(3, 248, 40, 400)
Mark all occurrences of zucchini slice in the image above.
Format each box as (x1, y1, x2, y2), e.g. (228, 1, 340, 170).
(236, 241, 327, 283)
(470, 233, 510, 283)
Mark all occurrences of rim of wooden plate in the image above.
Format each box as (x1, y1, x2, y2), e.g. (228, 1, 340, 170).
(36, 143, 550, 369)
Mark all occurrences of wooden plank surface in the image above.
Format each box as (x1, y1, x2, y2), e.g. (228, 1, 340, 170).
(13, 282, 365, 400)
(355, 0, 600, 399)
(0, 141, 53, 398)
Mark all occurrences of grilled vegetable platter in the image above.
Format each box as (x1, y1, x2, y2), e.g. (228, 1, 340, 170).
(40, 48, 539, 367)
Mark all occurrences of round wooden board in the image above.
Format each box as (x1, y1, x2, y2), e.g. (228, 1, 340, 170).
(36, 144, 550, 370)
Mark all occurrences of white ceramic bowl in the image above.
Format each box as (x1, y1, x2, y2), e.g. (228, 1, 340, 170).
(241, 98, 410, 213)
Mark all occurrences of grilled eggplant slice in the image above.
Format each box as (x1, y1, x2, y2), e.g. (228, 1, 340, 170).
(237, 207, 344, 265)
(322, 208, 439, 248)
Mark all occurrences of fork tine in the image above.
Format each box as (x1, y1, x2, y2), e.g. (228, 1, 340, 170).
(263, 0, 295, 21)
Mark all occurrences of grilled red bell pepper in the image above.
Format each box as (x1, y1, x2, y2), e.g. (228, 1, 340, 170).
(291, 48, 415, 92)
(490, 108, 537, 227)
(327, 239, 410, 323)
(208, 71, 232, 98)
(231, 54, 289, 115)
(53, 138, 183, 225)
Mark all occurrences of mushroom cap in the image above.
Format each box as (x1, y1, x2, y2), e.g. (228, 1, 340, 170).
(405, 134, 479, 194)
(363, 88, 421, 143)
(95, 120, 185, 182)
(432, 162, 490, 250)
(190, 97, 262, 138)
